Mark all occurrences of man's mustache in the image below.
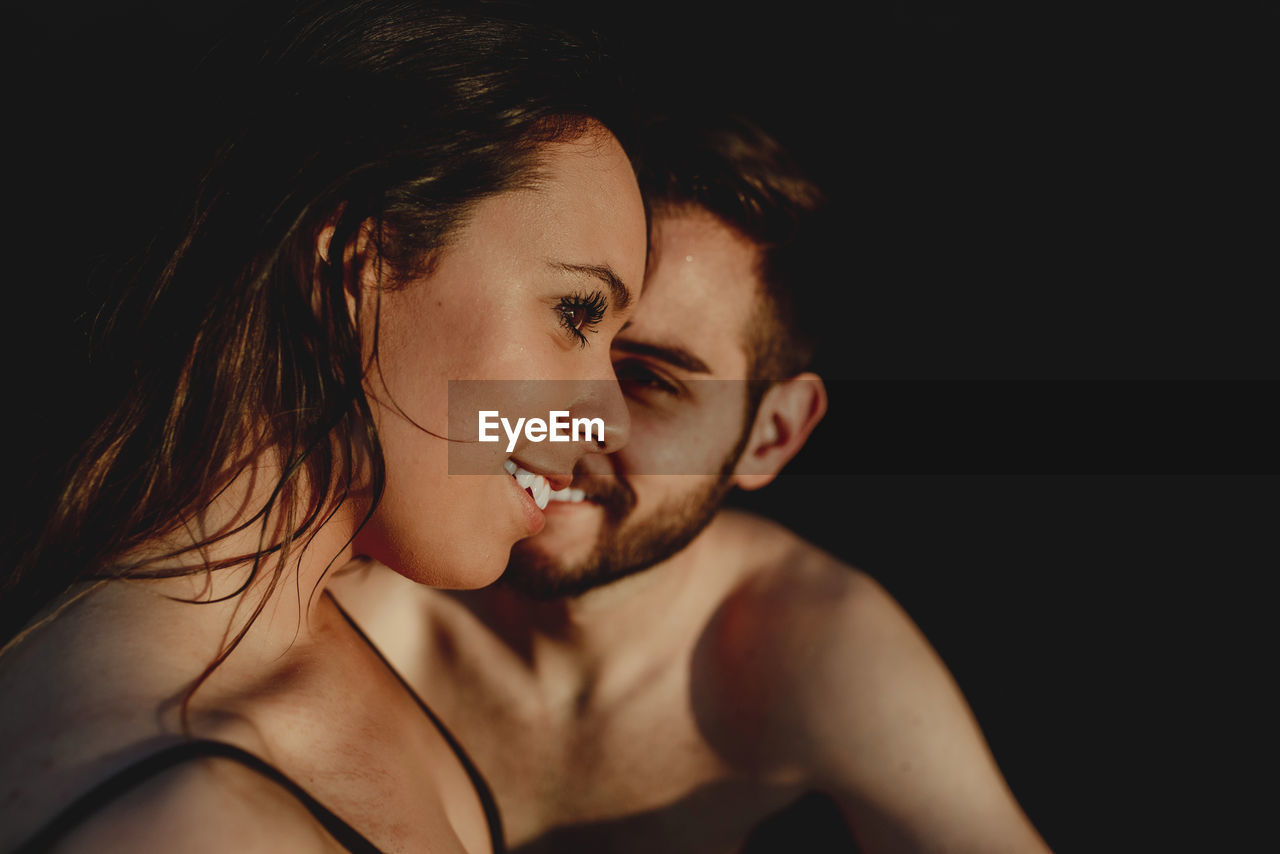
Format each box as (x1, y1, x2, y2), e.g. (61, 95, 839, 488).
(570, 467, 635, 522)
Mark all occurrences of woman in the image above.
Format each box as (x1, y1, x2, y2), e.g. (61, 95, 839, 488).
(0, 1, 646, 851)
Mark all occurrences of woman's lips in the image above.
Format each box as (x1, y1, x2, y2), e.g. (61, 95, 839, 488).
(502, 458, 581, 510)
(507, 466, 546, 535)
(501, 458, 589, 533)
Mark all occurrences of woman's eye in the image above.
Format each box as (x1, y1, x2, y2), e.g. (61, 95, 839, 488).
(556, 291, 608, 347)
(614, 359, 680, 398)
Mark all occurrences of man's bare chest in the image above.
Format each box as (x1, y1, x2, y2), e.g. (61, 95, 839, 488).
(433, 666, 806, 854)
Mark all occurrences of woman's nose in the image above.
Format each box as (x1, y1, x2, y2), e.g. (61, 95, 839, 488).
(571, 360, 631, 456)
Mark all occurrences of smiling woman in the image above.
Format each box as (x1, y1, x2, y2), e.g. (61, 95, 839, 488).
(0, 1, 644, 852)
(353, 130, 642, 587)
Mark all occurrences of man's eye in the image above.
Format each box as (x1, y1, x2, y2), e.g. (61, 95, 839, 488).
(556, 291, 608, 347)
(614, 359, 680, 397)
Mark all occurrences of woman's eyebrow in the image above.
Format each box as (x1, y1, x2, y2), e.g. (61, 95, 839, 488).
(550, 261, 633, 311)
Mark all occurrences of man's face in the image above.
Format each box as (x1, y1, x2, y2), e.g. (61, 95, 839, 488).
(502, 205, 763, 598)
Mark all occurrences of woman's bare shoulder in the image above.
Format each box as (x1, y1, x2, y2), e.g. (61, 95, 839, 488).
(0, 587, 318, 851)
(34, 752, 348, 854)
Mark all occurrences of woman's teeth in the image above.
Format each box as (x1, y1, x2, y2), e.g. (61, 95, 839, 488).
(550, 487, 587, 504)
(502, 459, 586, 510)
(504, 458, 551, 510)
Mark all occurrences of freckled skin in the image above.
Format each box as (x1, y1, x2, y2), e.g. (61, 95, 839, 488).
(0, 130, 648, 854)
(351, 130, 645, 589)
(334, 208, 1052, 854)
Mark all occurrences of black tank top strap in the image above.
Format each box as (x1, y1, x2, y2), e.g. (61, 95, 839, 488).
(327, 592, 506, 854)
(12, 739, 384, 854)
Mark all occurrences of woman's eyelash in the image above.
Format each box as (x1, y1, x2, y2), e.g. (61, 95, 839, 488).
(556, 290, 609, 347)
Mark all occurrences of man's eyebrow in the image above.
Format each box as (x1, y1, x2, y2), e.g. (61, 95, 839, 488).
(552, 262, 632, 311)
(612, 339, 712, 375)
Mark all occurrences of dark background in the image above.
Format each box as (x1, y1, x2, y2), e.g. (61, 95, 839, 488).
(4, 1, 1275, 851)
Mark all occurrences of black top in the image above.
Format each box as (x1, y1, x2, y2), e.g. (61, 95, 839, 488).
(10, 739, 385, 854)
(330, 593, 506, 853)
(11, 595, 505, 854)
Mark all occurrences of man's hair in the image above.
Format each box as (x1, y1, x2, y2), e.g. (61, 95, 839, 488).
(636, 114, 825, 383)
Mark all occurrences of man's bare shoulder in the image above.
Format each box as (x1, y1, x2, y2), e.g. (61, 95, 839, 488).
(699, 508, 987, 782)
(40, 753, 347, 853)
(694, 509, 909, 772)
(698, 510, 1051, 852)
(704, 508, 892, 639)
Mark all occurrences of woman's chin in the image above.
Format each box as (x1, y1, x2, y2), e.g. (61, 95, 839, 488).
(353, 479, 541, 588)
(391, 538, 520, 590)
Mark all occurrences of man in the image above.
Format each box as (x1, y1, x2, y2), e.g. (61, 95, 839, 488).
(333, 116, 1051, 854)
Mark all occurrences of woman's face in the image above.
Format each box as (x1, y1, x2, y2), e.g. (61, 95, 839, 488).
(351, 129, 647, 588)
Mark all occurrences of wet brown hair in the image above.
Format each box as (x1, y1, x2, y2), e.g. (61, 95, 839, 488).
(1, 1, 632, 658)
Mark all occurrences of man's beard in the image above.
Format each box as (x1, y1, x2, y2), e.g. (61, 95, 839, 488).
(501, 473, 735, 599)
(500, 423, 752, 601)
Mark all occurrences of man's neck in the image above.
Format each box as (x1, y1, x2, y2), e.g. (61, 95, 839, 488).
(449, 516, 739, 714)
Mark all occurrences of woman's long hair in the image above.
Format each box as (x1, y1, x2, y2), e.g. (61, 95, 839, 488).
(1, 0, 632, 647)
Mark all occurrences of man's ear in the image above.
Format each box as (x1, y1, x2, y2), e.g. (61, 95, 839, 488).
(732, 372, 827, 491)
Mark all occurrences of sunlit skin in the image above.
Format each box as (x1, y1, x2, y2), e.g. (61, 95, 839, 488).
(0, 129, 647, 854)
(352, 128, 645, 589)
(504, 206, 761, 591)
(333, 205, 1051, 854)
